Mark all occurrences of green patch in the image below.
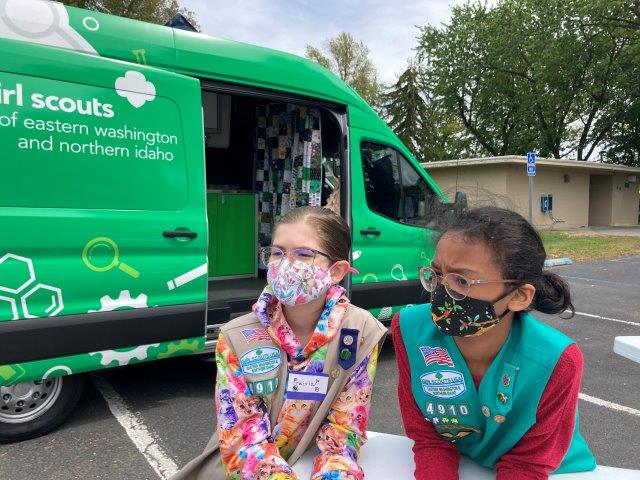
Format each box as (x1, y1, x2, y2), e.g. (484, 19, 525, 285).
(248, 377, 279, 396)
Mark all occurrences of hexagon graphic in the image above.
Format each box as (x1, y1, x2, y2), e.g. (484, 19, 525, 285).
(20, 283, 64, 318)
(0, 254, 35, 294)
(0, 295, 18, 320)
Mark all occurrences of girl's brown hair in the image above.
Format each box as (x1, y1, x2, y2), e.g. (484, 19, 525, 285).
(276, 207, 351, 261)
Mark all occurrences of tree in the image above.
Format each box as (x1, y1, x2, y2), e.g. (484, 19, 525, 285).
(417, 0, 636, 162)
(381, 63, 473, 161)
(306, 33, 381, 108)
(61, 0, 199, 30)
(418, 4, 539, 158)
(594, 0, 640, 166)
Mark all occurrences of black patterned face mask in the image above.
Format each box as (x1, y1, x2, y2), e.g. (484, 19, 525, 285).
(430, 284, 516, 337)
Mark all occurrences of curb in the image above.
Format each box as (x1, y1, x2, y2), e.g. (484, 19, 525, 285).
(544, 257, 573, 267)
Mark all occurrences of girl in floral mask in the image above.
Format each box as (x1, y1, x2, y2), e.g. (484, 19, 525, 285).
(392, 207, 596, 480)
(172, 207, 387, 480)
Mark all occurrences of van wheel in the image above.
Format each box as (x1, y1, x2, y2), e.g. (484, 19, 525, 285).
(0, 374, 84, 443)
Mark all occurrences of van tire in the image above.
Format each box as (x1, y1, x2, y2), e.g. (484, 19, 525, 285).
(0, 374, 85, 443)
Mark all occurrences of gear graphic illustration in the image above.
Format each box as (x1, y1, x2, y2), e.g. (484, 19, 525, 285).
(89, 344, 160, 367)
(88, 290, 149, 312)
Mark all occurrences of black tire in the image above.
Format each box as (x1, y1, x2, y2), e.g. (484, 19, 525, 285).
(0, 374, 85, 443)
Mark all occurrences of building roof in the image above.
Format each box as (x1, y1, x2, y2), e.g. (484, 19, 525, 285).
(421, 156, 640, 175)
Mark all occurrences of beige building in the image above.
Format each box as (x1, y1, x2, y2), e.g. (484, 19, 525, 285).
(422, 156, 640, 229)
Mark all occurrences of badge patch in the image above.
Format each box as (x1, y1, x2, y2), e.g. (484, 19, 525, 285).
(419, 346, 454, 367)
(425, 402, 470, 417)
(286, 371, 329, 401)
(338, 328, 358, 370)
(421, 370, 467, 399)
(241, 327, 271, 344)
(240, 347, 282, 375)
(248, 377, 279, 396)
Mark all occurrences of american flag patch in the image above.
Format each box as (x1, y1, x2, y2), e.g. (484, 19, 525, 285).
(241, 328, 271, 344)
(419, 346, 454, 367)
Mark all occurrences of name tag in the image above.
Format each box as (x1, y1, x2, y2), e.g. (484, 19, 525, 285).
(285, 371, 329, 401)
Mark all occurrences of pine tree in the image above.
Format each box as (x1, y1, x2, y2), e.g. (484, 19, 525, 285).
(381, 64, 429, 160)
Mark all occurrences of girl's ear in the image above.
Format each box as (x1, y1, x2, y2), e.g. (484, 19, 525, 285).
(329, 260, 351, 284)
(506, 283, 536, 312)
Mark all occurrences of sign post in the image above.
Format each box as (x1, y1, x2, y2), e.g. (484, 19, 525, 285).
(527, 152, 536, 223)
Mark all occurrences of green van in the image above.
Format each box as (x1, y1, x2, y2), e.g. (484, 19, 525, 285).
(0, 0, 459, 441)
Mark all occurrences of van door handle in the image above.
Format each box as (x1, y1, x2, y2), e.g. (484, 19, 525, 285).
(163, 230, 198, 239)
(360, 228, 381, 236)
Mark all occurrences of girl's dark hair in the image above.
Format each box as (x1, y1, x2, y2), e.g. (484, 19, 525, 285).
(276, 206, 351, 261)
(439, 206, 574, 316)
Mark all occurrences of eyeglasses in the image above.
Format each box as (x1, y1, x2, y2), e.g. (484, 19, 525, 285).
(418, 266, 518, 301)
(259, 246, 333, 268)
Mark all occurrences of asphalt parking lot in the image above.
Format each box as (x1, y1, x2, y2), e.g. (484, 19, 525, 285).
(1, 256, 639, 479)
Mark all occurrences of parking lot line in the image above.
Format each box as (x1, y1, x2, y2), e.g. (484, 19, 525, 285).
(573, 311, 640, 327)
(609, 257, 640, 263)
(92, 373, 178, 479)
(579, 393, 640, 418)
(564, 276, 640, 289)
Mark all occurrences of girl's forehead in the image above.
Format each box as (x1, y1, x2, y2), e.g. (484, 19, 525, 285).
(273, 222, 324, 251)
(435, 232, 501, 277)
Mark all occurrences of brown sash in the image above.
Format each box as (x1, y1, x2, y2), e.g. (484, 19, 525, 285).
(169, 305, 387, 479)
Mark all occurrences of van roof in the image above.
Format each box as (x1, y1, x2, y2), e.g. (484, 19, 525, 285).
(0, 1, 412, 149)
(1, 2, 388, 133)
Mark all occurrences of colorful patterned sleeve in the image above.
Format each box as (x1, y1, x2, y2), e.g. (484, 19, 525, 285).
(215, 333, 297, 480)
(311, 344, 380, 480)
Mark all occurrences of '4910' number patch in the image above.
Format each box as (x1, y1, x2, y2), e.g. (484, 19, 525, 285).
(426, 402, 470, 417)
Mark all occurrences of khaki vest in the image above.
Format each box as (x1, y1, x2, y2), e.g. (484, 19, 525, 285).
(170, 304, 387, 480)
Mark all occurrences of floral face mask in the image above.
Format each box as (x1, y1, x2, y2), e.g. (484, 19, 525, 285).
(430, 284, 516, 337)
(267, 258, 334, 306)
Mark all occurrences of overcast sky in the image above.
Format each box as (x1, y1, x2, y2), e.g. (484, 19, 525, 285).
(179, 0, 473, 85)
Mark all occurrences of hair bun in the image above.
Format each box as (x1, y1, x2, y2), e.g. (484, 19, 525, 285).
(533, 270, 574, 317)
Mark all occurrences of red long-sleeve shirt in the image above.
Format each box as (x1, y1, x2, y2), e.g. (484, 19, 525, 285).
(391, 312, 584, 480)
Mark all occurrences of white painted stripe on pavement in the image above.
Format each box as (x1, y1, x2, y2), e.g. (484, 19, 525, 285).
(573, 311, 640, 327)
(579, 393, 640, 418)
(564, 275, 640, 289)
(92, 374, 179, 479)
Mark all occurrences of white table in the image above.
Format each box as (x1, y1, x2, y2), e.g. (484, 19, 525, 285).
(293, 431, 640, 479)
(614, 336, 640, 364)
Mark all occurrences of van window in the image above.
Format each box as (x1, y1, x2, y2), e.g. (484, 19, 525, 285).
(0, 72, 188, 211)
(361, 142, 435, 226)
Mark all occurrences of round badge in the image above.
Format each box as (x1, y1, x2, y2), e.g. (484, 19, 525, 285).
(494, 415, 506, 424)
(502, 374, 510, 387)
(482, 406, 490, 417)
(331, 368, 340, 379)
(343, 335, 354, 346)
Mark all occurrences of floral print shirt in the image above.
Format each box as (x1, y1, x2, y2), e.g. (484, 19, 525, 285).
(215, 285, 379, 480)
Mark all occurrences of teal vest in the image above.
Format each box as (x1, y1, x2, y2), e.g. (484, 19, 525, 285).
(399, 304, 596, 473)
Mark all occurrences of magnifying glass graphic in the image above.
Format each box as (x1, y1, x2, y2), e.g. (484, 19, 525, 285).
(0, 0, 92, 51)
(82, 237, 140, 278)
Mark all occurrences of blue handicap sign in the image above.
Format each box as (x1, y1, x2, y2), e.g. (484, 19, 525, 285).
(527, 152, 536, 165)
(527, 164, 536, 176)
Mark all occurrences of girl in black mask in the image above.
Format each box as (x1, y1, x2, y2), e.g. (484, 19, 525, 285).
(392, 206, 596, 480)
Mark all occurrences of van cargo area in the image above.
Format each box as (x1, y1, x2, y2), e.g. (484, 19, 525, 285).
(201, 89, 343, 344)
